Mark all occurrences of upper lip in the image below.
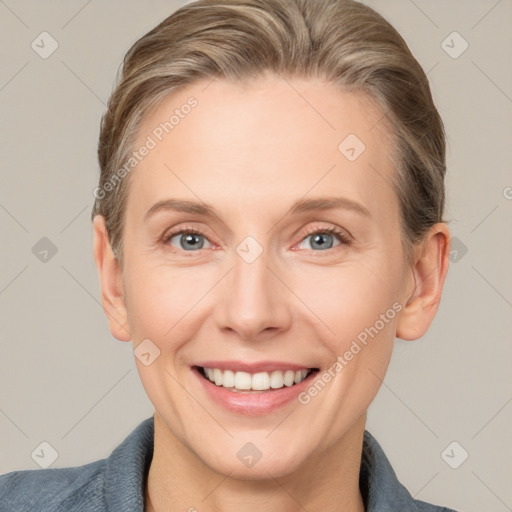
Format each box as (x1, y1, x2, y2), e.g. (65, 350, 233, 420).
(194, 360, 318, 373)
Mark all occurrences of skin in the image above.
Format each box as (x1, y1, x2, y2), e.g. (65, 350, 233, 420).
(93, 75, 450, 512)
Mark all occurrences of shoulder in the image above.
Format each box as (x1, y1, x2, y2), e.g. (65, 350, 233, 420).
(361, 430, 460, 512)
(0, 416, 154, 512)
(0, 458, 107, 512)
(412, 497, 460, 512)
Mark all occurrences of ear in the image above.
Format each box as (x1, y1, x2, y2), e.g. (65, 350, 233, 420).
(396, 223, 450, 341)
(92, 215, 131, 342)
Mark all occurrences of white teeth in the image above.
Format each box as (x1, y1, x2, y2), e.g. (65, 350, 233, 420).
(201, 367, 312, 391)
(223, 369, 235, 388)
(234, 371, 252, 390)
(295, 370, 308, 384)
(252, 372, 270, 390)
(283, 370, 295, 386)
(270, 370, 284, 389)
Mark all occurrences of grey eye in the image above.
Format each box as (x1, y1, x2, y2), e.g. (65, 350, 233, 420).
(168, 232, 211, 251)
(299, 232, 342, 251)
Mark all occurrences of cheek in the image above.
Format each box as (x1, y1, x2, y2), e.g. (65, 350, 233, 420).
(287, 254, 402, 349)
(124, 262, 216, 342)
(293, 258, 401, 432)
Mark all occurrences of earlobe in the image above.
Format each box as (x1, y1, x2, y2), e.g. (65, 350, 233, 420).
(92, 215, 131, 342)
(396, 223, 450, 341)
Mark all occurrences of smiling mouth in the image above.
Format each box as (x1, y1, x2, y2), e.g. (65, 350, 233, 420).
(195, 365, 319, 393)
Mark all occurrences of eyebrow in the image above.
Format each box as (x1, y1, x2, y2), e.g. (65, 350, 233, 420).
(144, 196, 371, 221)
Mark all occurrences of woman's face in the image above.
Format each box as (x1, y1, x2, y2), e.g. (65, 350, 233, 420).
(108, 76, 417, 477)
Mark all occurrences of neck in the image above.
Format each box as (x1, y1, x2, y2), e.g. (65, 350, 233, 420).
(145, 412, 366, 512)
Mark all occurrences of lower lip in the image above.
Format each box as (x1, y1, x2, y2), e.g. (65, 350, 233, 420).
(192, 367, 319, 415)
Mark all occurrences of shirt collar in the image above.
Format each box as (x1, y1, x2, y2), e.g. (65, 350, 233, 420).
(105, 417, 154, 512)
(360, 430, 421, 510)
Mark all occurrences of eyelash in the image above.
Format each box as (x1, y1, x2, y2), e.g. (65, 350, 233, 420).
(162, 224, 351, 253)
(301, 226, 352, 248)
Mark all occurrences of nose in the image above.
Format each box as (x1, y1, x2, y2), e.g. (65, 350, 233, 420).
(213, 242, 292, 342)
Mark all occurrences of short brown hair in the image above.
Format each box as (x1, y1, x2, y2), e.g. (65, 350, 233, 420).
(92, 0, 446, 268)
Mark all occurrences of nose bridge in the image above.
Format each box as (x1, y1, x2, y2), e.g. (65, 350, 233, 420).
(215, 234, 290, 339)
(234, 237, 271, 296)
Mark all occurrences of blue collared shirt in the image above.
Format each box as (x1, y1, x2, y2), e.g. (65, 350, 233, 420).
(0, 416, 458, 511)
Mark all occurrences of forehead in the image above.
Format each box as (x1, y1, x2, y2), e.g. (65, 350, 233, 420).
(127, 75, 397, 222)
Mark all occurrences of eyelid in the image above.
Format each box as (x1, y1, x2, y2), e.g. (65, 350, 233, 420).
(162, 223, 215, 246)
(296, 225, 352, 249)
(161, 222, 352, 252)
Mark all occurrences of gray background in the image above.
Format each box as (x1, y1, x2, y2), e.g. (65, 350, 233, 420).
(1, 1, 511, 511)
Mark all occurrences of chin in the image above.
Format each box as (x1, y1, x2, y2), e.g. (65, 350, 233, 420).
(197, 440, 311, 481)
